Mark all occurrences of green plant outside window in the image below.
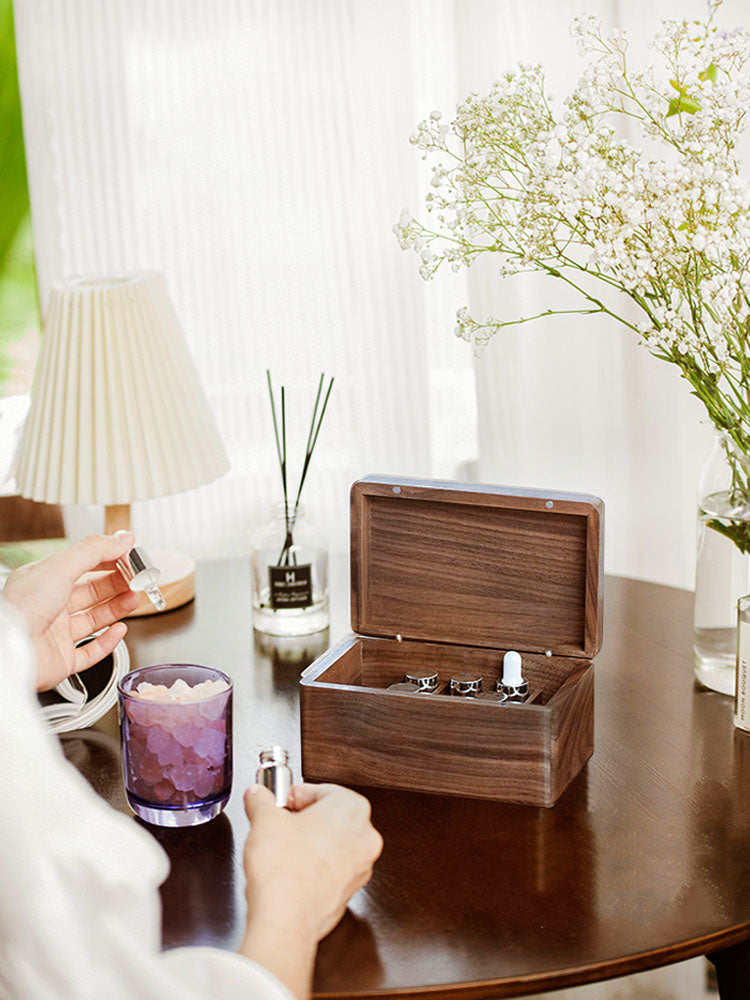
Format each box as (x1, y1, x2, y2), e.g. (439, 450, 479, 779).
(0, 0, 38, 394)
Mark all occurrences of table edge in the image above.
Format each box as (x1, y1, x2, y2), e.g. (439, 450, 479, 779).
(312, 922, 750, 999)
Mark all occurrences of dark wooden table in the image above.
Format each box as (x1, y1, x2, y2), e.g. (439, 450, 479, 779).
(67, 560, 750, 999)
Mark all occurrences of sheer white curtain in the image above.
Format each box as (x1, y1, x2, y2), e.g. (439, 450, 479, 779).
(13, 0, 476, 559)
(13, 0, 744, 589)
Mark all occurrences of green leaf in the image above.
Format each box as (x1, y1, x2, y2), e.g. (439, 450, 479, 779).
(699, 63, 717, 83)
(707, 518, 750, 555)
(669, 78, 686, 94)
(666, 95, 700, 118)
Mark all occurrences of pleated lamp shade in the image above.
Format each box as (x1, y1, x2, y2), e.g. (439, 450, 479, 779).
(16, 272, 230, 506)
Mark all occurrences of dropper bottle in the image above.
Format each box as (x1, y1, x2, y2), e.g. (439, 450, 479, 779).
(116, 546, 167, 611)
(498, 650, 529, 702)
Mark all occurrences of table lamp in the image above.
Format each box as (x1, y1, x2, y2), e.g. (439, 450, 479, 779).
(14, 271, 230, 614)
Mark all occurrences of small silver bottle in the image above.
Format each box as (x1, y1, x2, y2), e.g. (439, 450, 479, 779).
(256, 746, 293, 807)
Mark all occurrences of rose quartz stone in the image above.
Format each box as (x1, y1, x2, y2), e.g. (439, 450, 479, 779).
(124, 673, 230, 811)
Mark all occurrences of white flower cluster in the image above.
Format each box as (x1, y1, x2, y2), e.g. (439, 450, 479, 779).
(454, 307, 504, 351)
(395, 1, 750, 452)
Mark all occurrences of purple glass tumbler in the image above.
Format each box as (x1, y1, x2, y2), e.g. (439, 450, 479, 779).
(118, 664, 233, 827)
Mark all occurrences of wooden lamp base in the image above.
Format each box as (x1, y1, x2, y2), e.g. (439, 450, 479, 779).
(104, 504, 196, 616)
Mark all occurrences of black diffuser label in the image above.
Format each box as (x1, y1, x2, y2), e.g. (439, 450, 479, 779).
(269, 564, 313, 609)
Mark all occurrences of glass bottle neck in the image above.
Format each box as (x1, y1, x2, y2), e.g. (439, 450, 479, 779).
(260, 746, 289, 765)
(699, 431, 750, 516)
(271, 502, 305, 524)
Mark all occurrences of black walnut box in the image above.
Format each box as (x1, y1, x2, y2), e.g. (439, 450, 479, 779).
(300, 476, 604, 807)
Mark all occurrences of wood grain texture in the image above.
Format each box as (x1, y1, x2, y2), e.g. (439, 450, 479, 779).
(0, 496, 64, 541)
(78, 562, 750, 999)
(547, 663, 595, 804)
(350, 476, 604, 660)
(312, 478, 603, 806)
(104, 503, 131, 535)
(303, 634, 590, 703)
(301, 635, 593, 806)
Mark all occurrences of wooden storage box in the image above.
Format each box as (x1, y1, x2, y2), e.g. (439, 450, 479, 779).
(300, 476, 604, 807)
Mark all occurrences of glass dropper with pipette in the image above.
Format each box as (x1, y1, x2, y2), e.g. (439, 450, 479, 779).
(116, 546, 167, 611)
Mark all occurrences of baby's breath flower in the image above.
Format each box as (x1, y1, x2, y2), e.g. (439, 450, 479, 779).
(397, 0, 750, 516)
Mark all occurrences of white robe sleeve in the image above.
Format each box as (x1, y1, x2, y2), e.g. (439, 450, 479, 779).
(0, 599, 295, 1000)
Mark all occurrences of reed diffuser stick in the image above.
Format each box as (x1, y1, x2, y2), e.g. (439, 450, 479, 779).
(266, 370, 334, 567)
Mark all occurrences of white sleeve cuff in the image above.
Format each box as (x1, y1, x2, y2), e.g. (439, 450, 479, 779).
(161, 947, 297, 1000)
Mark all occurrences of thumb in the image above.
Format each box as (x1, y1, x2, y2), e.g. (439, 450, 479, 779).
(244, 783, 278, 823)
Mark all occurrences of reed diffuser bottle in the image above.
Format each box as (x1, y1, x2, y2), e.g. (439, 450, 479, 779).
(251, 372, 333, 637)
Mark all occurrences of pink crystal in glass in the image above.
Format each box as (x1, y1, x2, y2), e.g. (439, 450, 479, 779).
(118, 664, 233, 827)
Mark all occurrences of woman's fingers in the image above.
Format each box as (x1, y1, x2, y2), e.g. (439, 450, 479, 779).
(287, 783, 348, 812)
(48, 532, 134, 586)
(72, 622, 128, 673)
(68, 570, 131, 613)
(70, 589, 140, 641)
(243, 784, 280, 826)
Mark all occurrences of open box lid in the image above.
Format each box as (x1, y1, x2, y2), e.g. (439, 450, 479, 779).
(350, 476, 604, 659)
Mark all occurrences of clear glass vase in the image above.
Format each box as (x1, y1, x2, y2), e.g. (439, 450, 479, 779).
(251, 504, 329, 637)
(693, 433, 750, 695)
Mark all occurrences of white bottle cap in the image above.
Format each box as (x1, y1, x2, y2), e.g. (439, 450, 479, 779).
(502, 650, 524, 685)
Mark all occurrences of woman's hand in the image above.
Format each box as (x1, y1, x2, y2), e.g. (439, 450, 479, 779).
(3, 532, 140, 691)
(241, 782, 383, 999)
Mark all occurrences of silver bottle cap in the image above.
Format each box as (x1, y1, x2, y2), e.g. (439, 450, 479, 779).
(449, 672, 483, 697)
(498, 679, 530, 702)
(387, 681, 421, 694)
(404, 669, 439, 692)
